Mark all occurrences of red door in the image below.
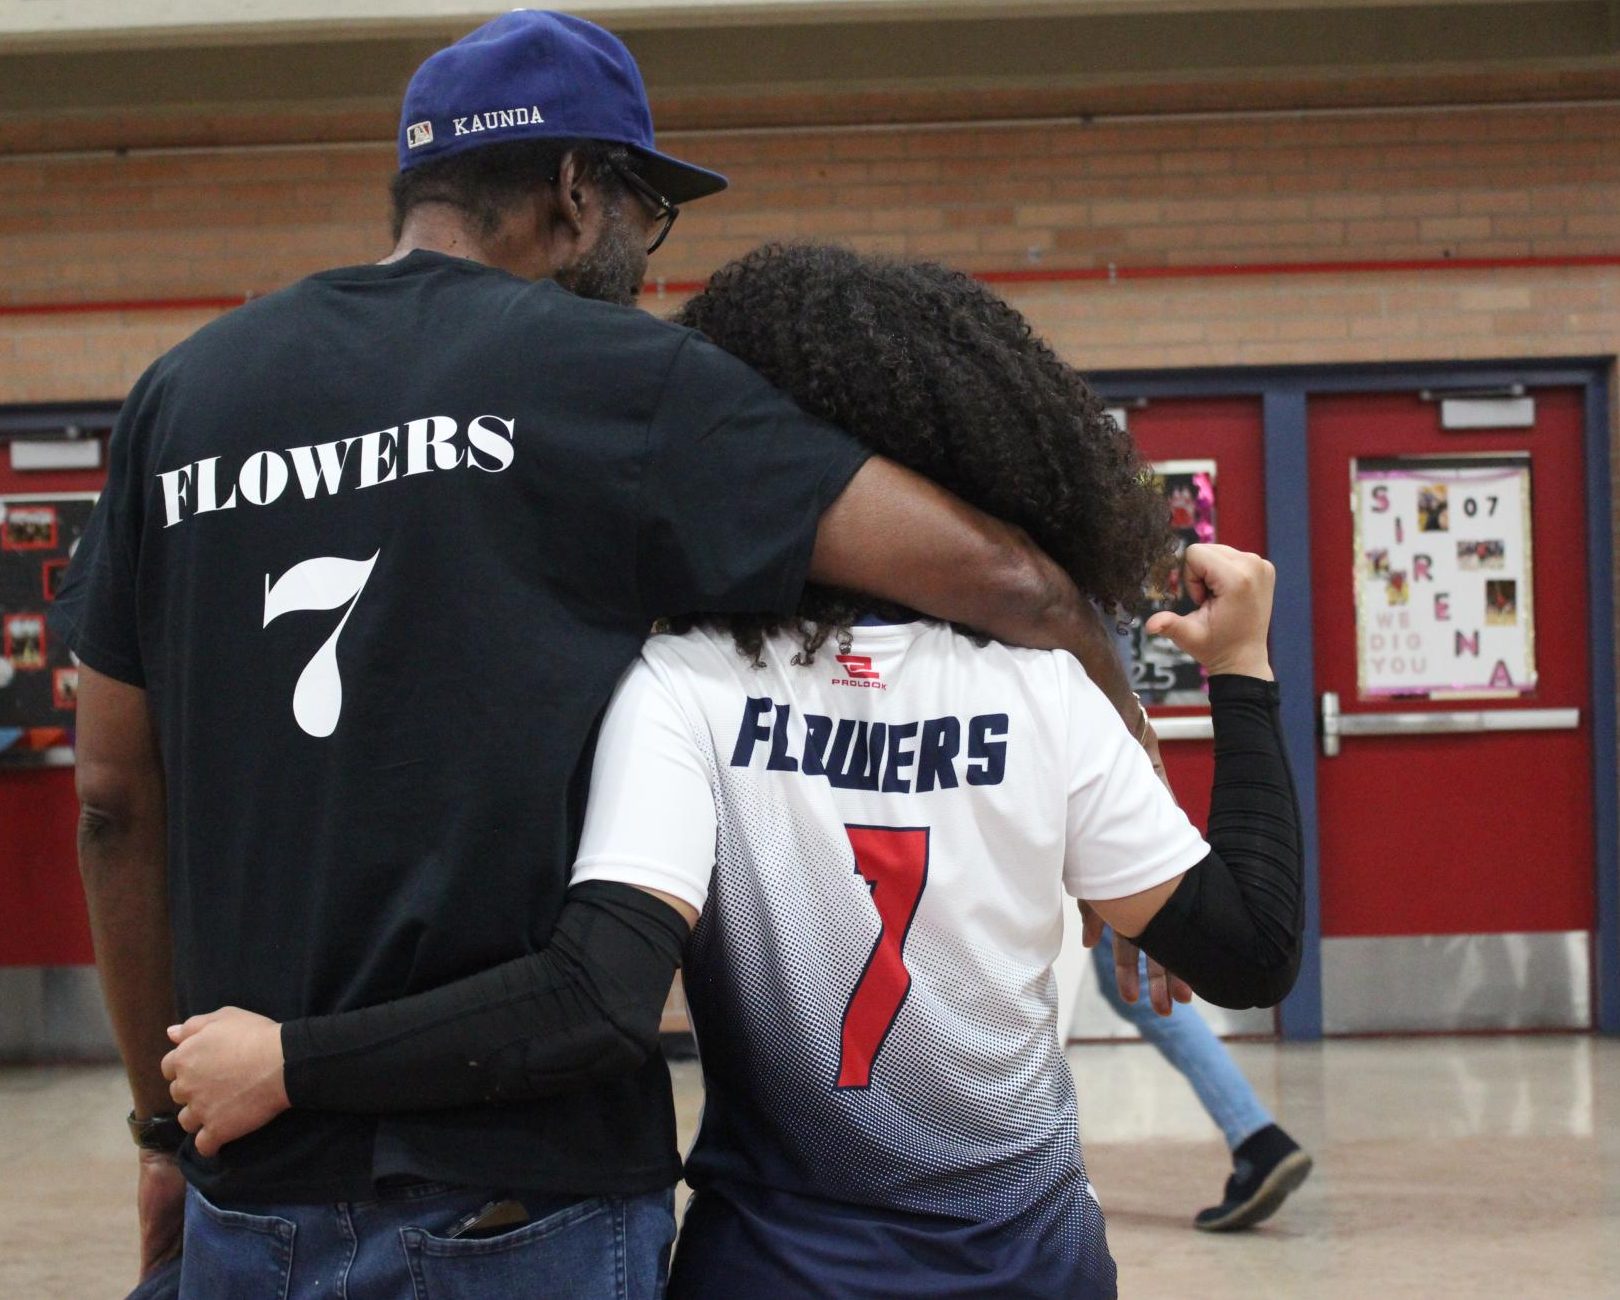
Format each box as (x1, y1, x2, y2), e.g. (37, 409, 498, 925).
(1056, 390, 1270, 1037)
(1128, 397, 1267, 833)
(1307, 388, 1594, 1030)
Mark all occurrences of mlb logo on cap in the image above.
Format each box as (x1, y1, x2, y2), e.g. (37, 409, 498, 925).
(396, 8, 727, 203)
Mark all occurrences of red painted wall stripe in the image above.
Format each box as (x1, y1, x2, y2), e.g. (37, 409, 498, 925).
(0, 295, 252, 317)
(6, 253, 1620, 318)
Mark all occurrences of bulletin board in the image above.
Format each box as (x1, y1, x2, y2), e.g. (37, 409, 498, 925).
(1127, 459, 1216, 706)
(0, 493, 96, 732)
(1352, 455, 1534, 699)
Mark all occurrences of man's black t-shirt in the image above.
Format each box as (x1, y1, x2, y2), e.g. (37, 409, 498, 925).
(50, 251, 869, 1203)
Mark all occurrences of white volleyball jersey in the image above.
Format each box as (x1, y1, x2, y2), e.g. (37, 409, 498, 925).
(572, 618, 1207, 1269)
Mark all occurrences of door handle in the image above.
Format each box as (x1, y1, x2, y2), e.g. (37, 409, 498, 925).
(1321, 689, 1341, 757)
(1149, 715, 1213, 742)
(1319, 690, 1578, 757)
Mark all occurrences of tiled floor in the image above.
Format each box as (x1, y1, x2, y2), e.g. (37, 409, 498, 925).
(4, 1036, 1616, 1297)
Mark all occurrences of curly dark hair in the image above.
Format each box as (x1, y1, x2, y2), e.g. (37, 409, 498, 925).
(668, 242, 1173, 664)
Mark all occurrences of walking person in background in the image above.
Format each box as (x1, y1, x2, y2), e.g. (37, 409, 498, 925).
(1089, 926, 1312, 1230)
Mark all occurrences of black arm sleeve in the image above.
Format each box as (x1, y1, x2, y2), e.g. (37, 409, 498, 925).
(280, 882, 688, 1113)
(1132, 675, 1305, 1010)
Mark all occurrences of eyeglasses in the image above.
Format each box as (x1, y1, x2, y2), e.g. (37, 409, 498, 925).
(608, 162, 680, 255)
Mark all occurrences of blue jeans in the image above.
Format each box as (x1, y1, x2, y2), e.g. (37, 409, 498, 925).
(1091, 928, 1273, 1150)
(178, 1181, 676, 1300)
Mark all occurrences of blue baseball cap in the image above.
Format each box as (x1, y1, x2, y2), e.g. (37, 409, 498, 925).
(398, 9, 727, 204)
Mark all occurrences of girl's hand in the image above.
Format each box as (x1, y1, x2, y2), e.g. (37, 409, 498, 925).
(161, 1008, 290, 1157)
(1145, 544, 1276, 680)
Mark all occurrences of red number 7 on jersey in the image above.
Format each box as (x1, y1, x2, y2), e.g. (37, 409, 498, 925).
(837, 825, 930, 1090)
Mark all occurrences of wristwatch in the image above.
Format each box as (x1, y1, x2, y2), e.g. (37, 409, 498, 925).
(127, 1110, 186, 1153)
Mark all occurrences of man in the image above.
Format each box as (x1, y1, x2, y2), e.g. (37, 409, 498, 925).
(56, 11, 1155, 1297)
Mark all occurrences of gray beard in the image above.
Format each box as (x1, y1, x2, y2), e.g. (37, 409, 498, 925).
(556, 208, 645, 307)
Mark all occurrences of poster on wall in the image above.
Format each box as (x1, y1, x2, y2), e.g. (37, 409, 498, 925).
(1352, 455, 1534, 699)
(0, 492, 96, 733)
(1127, 459, 1216, 706)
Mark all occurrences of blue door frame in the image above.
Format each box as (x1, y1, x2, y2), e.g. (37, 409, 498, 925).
(1092, 359, 1619, 1040)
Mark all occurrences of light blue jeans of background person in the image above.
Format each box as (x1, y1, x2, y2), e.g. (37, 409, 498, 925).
(177, 1180, 676, 1300)
(1091, 927, 1273, 1150)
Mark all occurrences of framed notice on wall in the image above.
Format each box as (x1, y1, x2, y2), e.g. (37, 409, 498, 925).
(0, 492, 97, 732)
(1352, 455, 1534, 699)
(1128, 459, 1216, 706)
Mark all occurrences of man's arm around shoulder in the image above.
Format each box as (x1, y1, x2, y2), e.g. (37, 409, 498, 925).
(810, 457, 1141, 723)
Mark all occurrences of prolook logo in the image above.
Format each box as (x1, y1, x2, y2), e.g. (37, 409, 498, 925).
(833, 655, 886, 690)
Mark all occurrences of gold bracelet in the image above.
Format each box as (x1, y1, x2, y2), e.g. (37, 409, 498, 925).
(1135, 703, 1152, 744)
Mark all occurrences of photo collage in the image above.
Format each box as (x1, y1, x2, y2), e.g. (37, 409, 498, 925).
(0, 494, 96, 729)
(1127, 460, 1217, 706)
(1353, 457, 1534, 697)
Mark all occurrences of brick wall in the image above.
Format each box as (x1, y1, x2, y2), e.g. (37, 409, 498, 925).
(3, 102, 1619, 401)
(3, 93, 1616, 1021)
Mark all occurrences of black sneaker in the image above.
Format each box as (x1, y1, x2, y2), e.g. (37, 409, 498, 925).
(1194, 1124, 1312, 1232)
